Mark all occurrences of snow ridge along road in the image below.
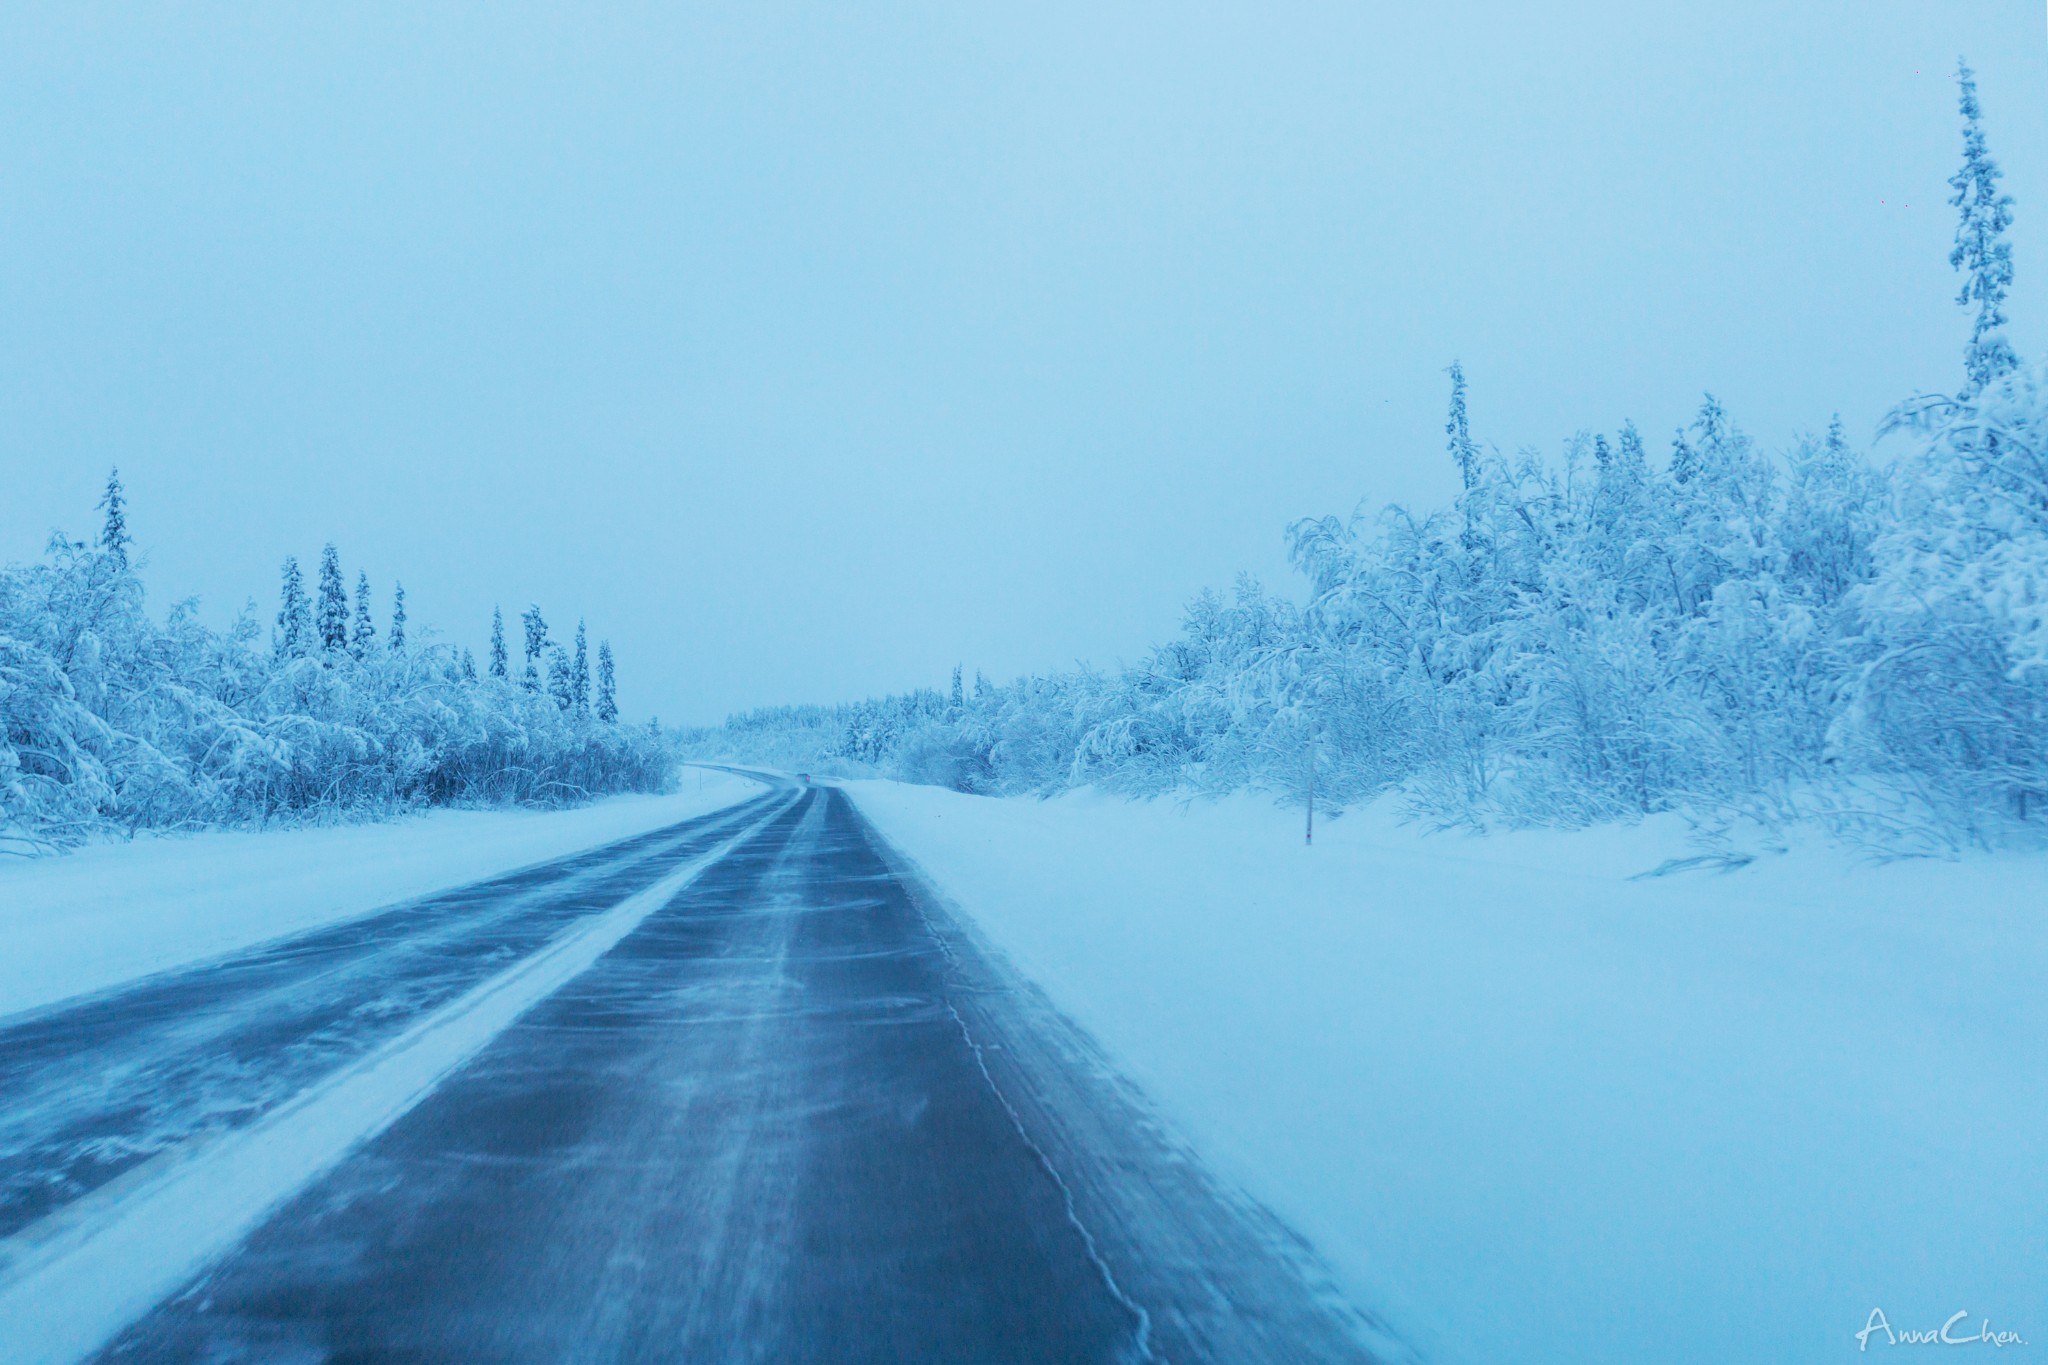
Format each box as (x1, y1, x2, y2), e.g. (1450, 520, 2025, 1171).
(0, 773, 771, 1020)
(0, 782, 798, 1365)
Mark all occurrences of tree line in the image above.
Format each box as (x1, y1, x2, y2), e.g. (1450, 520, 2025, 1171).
(265, 543, 622, 727)
(2, 486, 662, 852)
(690, 62, 2046, 851)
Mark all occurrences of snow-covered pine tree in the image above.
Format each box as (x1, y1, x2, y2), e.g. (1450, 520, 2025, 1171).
(597, 641, 618, 723)
(489, 607, 509, 679)
(350, 571, 377, 659)
(97, 469, 130, 569)
(572, 620, 590, 716)
(277, 556, 313, 657)
(1614, 421, 1648, 488)
(950, 665, 964, 714)
(1586, 422, 1655, 608)
(316, 546, 348, 654)
(1778, 413, 1879, 605)
(390, 583, 407, 652)
(1594, 422, 1649, 523)
(546, 644, 575, 711)
(1662, 394, 1770, 618)
(1692, 394, 1730, 468)
(1669, 428, 1699, 485)
(461, 647, 478, 683)
(1951, 59, 2019, 395)
(521, 605, 548, 692)
(1445, 362, 1478, 491)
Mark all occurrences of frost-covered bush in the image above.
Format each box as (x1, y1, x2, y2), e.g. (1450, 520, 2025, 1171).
(1, 505, 671, 853)
(1831, 367, 2048, 835)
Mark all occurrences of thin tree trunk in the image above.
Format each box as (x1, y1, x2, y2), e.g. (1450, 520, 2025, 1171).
(1305, 738, 1315, 846)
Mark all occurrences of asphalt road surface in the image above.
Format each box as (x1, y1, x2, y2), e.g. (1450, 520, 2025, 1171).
(7, 779, 1396, 1363)
(0, 788, 785, 1245)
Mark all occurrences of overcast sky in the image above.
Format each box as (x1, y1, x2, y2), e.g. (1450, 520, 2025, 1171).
(2, 2, 2044, 724)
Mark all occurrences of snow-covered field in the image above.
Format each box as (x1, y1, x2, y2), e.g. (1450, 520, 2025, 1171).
(848, 780, 2048, 1365)
(0, 770, 764, 1021)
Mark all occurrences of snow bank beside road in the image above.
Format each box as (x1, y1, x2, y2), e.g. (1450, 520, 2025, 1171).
(0, 770, 765, 1021)
(847, 780, 2048, 1365)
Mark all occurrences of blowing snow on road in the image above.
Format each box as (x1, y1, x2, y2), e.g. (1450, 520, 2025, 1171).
(0, 776, 1390, 1364)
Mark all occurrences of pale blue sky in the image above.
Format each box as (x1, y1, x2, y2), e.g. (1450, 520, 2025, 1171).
(2, 2, 2043, 723)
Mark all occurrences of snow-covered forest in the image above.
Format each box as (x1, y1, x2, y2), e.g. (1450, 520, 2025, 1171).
(694, 66, 2048, 850)
(0, 487, 670, 854)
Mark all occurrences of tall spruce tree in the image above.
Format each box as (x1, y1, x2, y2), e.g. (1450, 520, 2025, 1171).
(1598, 421, 1649, 527)
(1615, 421, 1648, 486)
(98, 469, 131, 569)
(546, 644, 575, 711)
(521, 605, 548, 692)
(350, 571, 377, 659)
(390, 583, 407, 651)
(316, 545, 349, 654)
(489, 607, 509, 679)
(1669, 428, 1699, 485)
(277, 556, 313, 658)
(1445, 362, 1478, 491)
(461, 647, 479, 683)
(1826, 411, 1847, 456)
(1690, 395, 1732, 481)
(596, 641, 618, 723)
(1951, 59, 2019, 395)
(572, 620, 591, 716)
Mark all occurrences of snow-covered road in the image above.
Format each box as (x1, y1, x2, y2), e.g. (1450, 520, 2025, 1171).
(0, 789, 784, 1248)
(2, 782, 1386, 1363)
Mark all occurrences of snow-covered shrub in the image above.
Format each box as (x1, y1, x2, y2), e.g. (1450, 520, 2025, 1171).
(1829, 366, 2048, 833)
